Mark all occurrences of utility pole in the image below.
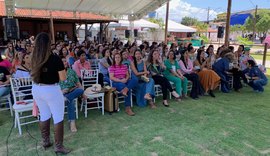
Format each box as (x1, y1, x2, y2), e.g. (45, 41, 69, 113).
(164, 0, 170, 43)
(206, 7, 210, 38)
(207, 7, 210, 24)
(252, 5, 258, 41)
(224, 0, 232, 47)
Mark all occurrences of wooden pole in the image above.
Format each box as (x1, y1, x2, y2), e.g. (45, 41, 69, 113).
(224, 0, 232, 47)
(252, 5, 258, 41)
(164, 1, 170, 44)
(49, 12, 55, 44)
(263, 43, 267, 66)
(85, 23, 88, 41)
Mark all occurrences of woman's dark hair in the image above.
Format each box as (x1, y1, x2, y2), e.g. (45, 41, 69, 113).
(247, 60, 255, 67)
(21, 52, 31, 65)
(180, 49, 188, 68)
(187, 45, 194, 52)
(167, 50, 176, 60)
(220, 48, 232, 58)
(206, 45, 214, 55)
(133, 49, 142, 70)
(196, 49, 204, 65)
(102, 48, 112, 66)
(239, 45, 245, 52)
(0, 54, 3, 62)
(228, 46, 234, 52)
(76, 49, 86, 57)
(112, 53, 122, 66)
(147, 49, 159, 64)
(31, 32, 52, 83)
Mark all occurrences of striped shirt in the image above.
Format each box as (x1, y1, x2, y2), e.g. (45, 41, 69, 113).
(109, 65, 127, 79)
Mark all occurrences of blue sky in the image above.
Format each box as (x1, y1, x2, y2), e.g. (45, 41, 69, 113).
(155, 0, 270, 22)
(185, 0, 270, 13)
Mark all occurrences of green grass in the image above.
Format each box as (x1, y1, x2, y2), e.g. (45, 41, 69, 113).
(251, 54, 270, 61)
(1, 78, 270, 156)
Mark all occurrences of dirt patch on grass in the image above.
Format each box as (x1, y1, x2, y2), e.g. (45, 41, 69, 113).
(150, 152, 158, 156)
(150, 136, 163, 142)
(244, 142, 270, 154)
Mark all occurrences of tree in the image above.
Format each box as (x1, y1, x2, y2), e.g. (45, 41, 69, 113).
(256, 14, 270, 34)
(181, 16, 198, 26)
(195, 22, 208, 33)
(148, 18, 164, 29)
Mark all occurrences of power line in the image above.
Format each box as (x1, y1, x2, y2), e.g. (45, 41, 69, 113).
(248, 0, 256, 7)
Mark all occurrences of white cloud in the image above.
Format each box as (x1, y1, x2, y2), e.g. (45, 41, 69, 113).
(155, 0, 220, 23)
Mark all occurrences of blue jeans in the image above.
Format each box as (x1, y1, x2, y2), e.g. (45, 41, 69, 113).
(64, 88, 84, 120)
(134, 78, 155, 107)
(249, 79, 268, 92)
(112, 78, 138, 107)
(0, 86, 10, 97)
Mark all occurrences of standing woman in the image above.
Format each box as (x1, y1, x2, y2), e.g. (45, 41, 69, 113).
(31, 33, 71, 154)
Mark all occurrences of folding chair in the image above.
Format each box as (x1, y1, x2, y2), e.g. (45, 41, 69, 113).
(10, 77, 38, 135)
(0, 92, 13, 116)
(81, 69, 104, 117)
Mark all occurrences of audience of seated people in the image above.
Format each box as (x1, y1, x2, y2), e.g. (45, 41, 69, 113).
(0, 37, 268, 119)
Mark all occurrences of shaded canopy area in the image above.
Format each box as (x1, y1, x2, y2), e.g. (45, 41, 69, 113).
(7, 0, 168, 20)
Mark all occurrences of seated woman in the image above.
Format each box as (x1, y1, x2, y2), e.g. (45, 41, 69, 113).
(99, 48, 112, 84)
(109, 53, 137, 116)
(193, 49, 220, 97)
(13, 52, 31, 78)
(0, 66, 11, 97)
(212, 52, 235, 93)
(72, 50, 104, 87)
(244, 60, 268, 93)
(147, 49, 180, 107)
(179, 49, 205, 99)
(164, 50, 188, 99)
(59, 57, 86, 132)
(131, 49, 156, 108)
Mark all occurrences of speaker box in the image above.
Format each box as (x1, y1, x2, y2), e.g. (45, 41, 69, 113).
(217, 26, 224, 38)
(125, 30, 130, 38)
(134, 29, 138, 37)
(3, 18, 20, 40)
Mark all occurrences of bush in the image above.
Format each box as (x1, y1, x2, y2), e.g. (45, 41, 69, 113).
(237, 36, 253, 47)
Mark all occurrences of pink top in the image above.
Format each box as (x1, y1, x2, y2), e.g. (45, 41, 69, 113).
(72, 60, 91, 77)
(179, 59, 194, 74)
(0, 59, 12, 69)
(109, 65, 127, 79)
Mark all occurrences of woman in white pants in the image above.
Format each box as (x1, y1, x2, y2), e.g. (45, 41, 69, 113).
(31, 32, 70, 154)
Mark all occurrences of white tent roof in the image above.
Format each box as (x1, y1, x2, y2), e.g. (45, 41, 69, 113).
(109, 19, 159, 29)
(10, 0, 168, 19)
(166, 20, 197, 33)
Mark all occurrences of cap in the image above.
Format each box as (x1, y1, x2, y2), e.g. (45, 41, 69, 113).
(244, 47, 250, 51)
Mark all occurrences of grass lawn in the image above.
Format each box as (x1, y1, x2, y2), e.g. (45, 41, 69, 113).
(251, 54, 270, 61)
(1, 76, 270, 156)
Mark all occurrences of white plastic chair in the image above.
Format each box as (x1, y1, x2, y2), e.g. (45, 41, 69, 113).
(0, 93, 13, 116)
(10, 77, 38, 135)
(81, 69, 104, 117)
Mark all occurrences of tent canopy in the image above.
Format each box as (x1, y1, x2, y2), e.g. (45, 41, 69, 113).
(109, 19, 159, 29)
(165, 20, 196, 32)
(9, 0, 168, 19)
